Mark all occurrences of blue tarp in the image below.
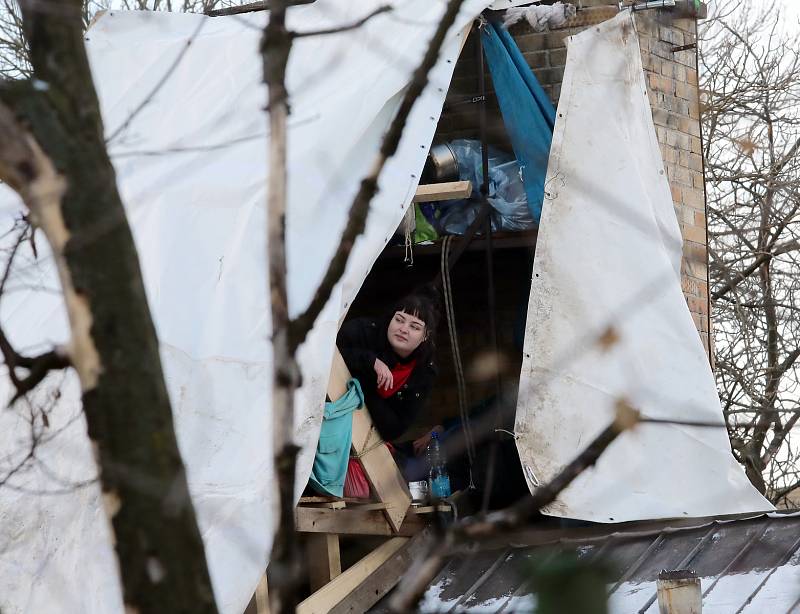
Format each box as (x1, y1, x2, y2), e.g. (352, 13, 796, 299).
(481, 22, 556, 223)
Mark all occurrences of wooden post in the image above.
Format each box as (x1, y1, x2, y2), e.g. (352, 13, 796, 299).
(243, 573, 270, 614)
(306, 534, 342, 592)
(656, 570, 702, 614)
(255, 574, 270, 614)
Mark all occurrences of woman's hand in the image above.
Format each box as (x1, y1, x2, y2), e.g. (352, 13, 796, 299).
(374, 358, 394, 391)
(413, 425, 444, 456)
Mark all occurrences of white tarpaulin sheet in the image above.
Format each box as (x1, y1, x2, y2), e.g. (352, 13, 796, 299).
(514, 11, 772, 522)
(0, 3, 490, 612)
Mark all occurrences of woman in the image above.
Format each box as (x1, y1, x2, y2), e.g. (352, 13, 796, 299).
(337, 288, 440, 443)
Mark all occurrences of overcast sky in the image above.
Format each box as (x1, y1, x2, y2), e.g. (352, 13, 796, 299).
(707, 0, 800, 31)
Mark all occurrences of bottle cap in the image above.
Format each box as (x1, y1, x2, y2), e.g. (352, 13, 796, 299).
(431, 430, 440, 440)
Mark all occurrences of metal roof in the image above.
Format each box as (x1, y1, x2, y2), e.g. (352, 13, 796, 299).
(372, 513, 800, 613)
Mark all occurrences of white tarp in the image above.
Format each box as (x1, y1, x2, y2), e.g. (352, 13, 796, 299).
(0, 3, 490, 612)
(514, 11, 772, 522)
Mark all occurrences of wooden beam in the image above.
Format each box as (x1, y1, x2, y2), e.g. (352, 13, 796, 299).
(255, 574, 270, 614)
(327, 350, 411, 532)
(344, 502, 387, 512)
(306, 534, 342, 592)
(206, 0, 315, 16)
(412, 180, 472, 203)
(297, 538, 409, 614)
(244, 573, 270, 614)
(295, 506, 425, 537)
(329, 531, 432, 614)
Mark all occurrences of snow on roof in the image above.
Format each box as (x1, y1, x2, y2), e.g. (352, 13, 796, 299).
(373, 513, 800, 613)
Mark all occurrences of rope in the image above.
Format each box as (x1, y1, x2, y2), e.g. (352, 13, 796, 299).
(403, 204, 415, 266)
(351, 425, 385, 459)
(441, 236, 476, 488)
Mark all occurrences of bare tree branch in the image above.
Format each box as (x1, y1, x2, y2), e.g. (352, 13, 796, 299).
(389, 404, 640, 612)
(292, 5, 391, 39)
(288, 0, 469, 352)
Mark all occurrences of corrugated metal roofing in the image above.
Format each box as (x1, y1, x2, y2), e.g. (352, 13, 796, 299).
(372, 513, 800, 613)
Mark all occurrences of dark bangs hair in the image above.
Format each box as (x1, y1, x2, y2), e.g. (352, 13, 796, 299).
(385, 284, 442, 360)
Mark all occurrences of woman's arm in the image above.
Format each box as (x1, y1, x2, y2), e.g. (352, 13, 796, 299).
(337, 318, 379, 379)
(363, 391, 410, 442)
(367, 366, 436, 442)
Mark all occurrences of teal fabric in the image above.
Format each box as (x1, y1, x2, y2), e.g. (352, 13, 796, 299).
(308, 378, 364, 497)
(481, 22, 556, 223)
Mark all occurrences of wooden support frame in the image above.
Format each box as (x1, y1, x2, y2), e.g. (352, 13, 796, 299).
(244, 573, 270, 614)
(296, 503, 449, 536)
(329, 530, 432, 614)
(297, 506, 419, 537)
(306, 534, 342, 592)
(254, 574, 269, 614)
(327, 349, 411, 532)
(297, 538, 409, 614)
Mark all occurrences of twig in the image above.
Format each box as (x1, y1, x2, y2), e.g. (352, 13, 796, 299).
(388, 404, 640, 612)
(711, 238, 799, 301)
(288, 0, 469, 352)
(292, 6, 391, 39)
(640, 417, 726, 428)
(105, 18, 207, 144)
(0, 222, 70, 400)
(206, 0, 314, 17)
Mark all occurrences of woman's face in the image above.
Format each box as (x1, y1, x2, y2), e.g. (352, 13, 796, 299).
(387, 311, 426, 358)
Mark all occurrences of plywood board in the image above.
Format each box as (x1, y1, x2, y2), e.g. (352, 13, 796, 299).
(296, 506, 425, 537)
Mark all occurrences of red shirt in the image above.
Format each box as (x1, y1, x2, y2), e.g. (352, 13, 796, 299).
(377, 358, 417, 399)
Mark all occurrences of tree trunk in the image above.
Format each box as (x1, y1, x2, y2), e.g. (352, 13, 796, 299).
(0, 2, 217, 612)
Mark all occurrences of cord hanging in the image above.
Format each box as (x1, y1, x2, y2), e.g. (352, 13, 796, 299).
(441, 235, 476, 489)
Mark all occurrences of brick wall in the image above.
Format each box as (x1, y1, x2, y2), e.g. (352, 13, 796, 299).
(436, 2, 712, 355)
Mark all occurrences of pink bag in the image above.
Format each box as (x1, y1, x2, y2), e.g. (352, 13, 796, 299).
(343, 458, 370, 499)
(344, 443, 395, 499)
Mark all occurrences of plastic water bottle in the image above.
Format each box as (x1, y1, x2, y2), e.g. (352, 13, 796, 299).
(426, 431, 451, 498)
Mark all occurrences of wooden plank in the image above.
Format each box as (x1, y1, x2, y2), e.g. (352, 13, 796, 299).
(244, 573, 270, 614)
(255, 574, 270, 614)
(329, 531, 432, 614)
(297, 538, 409, 614)
(300, 496, 340, 504)
(412, 180, 472, 203)
(295, 506, 425, 537)
(345, 502, 387, 512)
(306, 534, 342, 592)
(301, 500, 346, 510)
(327, 350, 411, 532)
(409, 503, 452, 515)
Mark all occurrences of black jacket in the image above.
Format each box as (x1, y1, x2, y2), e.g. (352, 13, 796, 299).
(337, 317, 437, 442)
